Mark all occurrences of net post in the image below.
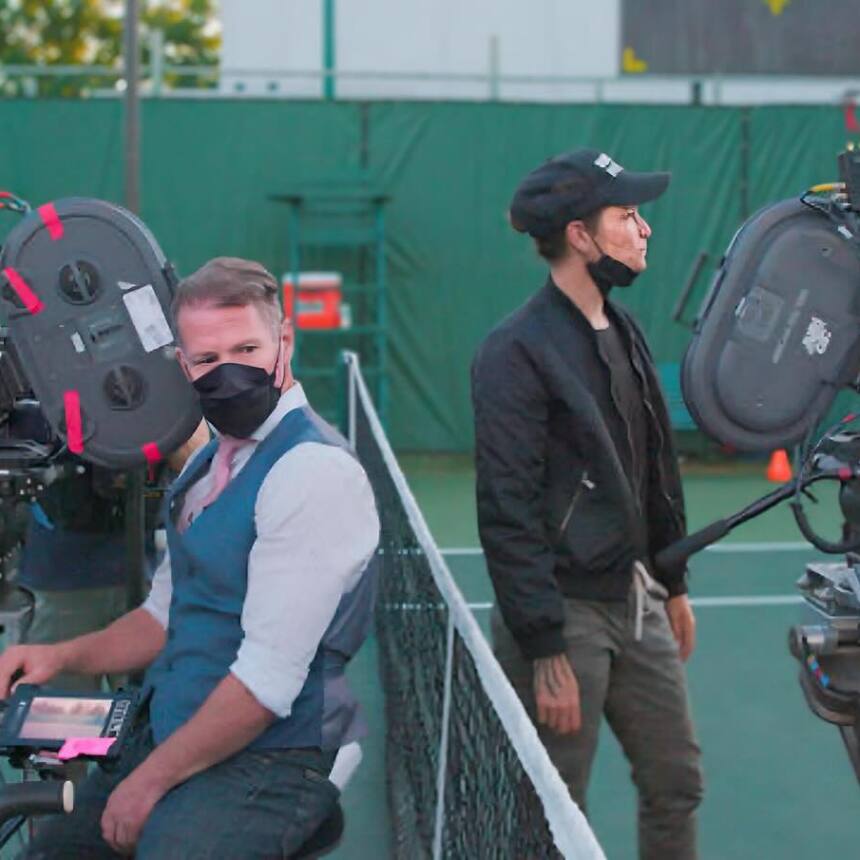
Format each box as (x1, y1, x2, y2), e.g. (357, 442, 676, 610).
(432, 612, 455, 860)
(340, 350, 358, 445)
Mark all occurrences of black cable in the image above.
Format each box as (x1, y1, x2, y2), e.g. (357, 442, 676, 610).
(791, 412, 860, 553)
(0, 193, 31, 216)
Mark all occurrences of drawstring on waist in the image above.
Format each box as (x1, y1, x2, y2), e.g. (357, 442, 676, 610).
(632, 560, 668, 641)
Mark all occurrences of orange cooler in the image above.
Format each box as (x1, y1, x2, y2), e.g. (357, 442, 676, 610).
(282, 271, 342, 329)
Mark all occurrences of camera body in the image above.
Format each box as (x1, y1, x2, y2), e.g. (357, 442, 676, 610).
(669, 147, 860, 782)
(680, 155, 860, 453)
(0, 198, 201, 470)
(838, 146, 860, 210)
(0, 197, 201, 644)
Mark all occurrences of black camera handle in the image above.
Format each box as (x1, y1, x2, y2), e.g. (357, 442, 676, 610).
(0, 780, 73, 848)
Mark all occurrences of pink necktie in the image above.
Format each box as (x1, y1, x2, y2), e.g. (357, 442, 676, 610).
(179, 436, 244, 532)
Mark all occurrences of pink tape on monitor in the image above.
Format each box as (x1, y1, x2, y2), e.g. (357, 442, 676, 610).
(57, 737, 116, 761)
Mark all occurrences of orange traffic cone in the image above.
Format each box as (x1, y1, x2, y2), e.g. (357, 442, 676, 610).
(766, 449, 792, 483)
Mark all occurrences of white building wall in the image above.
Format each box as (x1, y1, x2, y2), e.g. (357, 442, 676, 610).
(220, 0, 322, 98)
(216, 0, 860, 105)
(219, 0, 620, 100)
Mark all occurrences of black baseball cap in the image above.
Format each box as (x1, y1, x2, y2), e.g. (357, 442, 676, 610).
(509, 148, 671, 238)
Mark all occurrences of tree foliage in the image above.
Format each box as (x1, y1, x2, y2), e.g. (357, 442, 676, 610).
(0, 0, 220, 96)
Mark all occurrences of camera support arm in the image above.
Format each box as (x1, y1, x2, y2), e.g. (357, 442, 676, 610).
(656, 470, 854, 571)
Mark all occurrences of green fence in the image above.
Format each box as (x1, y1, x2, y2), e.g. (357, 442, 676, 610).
(0, 100, 852, 450)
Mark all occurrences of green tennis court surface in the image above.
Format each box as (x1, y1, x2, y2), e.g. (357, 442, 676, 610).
(333, 457, 860, 859)
(2, 458, 855, 859)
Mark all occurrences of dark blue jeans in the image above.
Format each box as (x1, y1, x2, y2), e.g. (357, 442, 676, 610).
(22, 721, 339, 859)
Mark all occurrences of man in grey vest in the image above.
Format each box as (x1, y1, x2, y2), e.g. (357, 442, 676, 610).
(0, 257, 380, 858)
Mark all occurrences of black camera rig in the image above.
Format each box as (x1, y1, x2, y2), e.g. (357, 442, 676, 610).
(0, 194, 203, 843)
(0, 196, 201, 470)
(663, 145, 860, 782)
(0, 195, 202, 637)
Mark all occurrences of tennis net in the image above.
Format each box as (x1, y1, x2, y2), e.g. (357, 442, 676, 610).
(343, 352, 605, 860)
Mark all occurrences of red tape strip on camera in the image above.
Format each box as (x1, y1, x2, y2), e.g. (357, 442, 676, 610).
(63, 391, 84, 455)
(37, 203, 64, 241)
(2, 267, 44, 315)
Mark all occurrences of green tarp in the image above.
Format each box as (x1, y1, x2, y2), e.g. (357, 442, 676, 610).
(0, 100, 852, 450)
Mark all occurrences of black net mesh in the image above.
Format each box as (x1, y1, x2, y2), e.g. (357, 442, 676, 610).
(442, 635, 564, 860)
(350, 360, 587, 860)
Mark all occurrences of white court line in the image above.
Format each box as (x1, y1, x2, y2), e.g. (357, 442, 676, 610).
(442, 542, 813, 557)
(704, 542, 812, 554)
(465, 594, 804, 611)
(446, 545, 811, 612)
(691, 595, 803, 607)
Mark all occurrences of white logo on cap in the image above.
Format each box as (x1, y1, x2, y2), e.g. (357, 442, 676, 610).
(594, 153, 624, 177)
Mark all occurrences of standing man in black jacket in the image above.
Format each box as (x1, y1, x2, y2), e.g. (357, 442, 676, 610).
(471, 149, 703, 860)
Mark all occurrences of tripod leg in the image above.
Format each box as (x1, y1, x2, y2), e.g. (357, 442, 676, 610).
(0, 813, 27, 850)
(838, 724, 860, 784)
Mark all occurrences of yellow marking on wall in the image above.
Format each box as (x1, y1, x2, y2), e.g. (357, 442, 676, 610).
(622, 46, 648, 74)
(765, 0, 790, 15)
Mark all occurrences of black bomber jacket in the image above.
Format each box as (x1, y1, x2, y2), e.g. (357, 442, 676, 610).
(471, 279, 688, 660)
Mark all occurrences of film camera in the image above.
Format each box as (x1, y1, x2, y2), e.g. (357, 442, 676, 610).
(662, 145, 860, 781)
(0, 197, 201, 641)
(0, 195, 203, 845)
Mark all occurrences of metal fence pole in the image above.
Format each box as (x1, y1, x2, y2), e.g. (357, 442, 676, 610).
(488, 35, 500, 101)
(124, 0, 141, 214)
(123, 0, 146, 632)
(150, 29, 165, 97)
(322, 0, 336, 100)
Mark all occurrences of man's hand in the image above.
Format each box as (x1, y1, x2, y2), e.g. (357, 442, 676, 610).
(533, 653, 580, 735)
(666, 594, 696, 661)
(100, 674, 275, 854)
(0, 644, 66, 698)
(101, 768, 167, 855)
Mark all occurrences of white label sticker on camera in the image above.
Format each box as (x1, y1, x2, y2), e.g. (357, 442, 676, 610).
(802, 316, 832, 356)
(122, 285, 173, 353)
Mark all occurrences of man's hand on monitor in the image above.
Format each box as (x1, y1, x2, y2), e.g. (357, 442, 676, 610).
(0, 644, 66, 699)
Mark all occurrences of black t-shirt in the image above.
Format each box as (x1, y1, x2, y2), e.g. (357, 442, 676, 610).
(594, 321, 650, 516)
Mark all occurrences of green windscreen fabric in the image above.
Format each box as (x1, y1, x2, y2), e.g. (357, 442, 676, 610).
(0, 100, 125, 204)
(0, 99, 852, 450)
(0, 99, 363, 274)
(748, 106, 851, 213)
(366, 102, 744, 448)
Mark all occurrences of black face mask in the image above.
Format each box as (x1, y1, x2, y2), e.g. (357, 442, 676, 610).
(585, 238, 640, 298)
(192, 358, 281, 439)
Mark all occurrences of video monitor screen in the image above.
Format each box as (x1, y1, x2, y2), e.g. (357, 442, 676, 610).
(18, 697, 111, 741)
